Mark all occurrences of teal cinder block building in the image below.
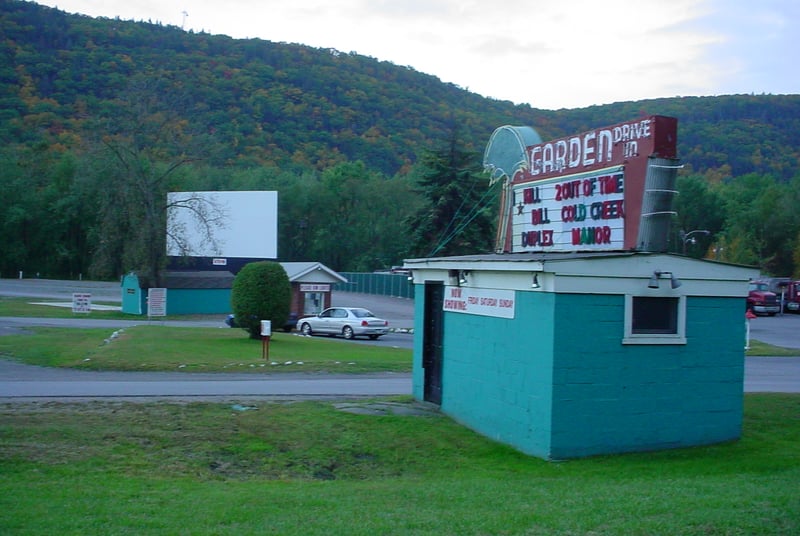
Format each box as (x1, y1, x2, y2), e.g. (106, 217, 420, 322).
(121, 263, 345, 318)
(121, 271, 235, 315)
(404, 252, 756, 460)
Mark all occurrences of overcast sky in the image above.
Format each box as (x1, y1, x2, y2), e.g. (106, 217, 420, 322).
(37, 0, 798, 110)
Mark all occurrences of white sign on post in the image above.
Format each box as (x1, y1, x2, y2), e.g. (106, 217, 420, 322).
(260, 320, 272, 360)
(72, 293, 92, 314)
(147, 288, 167, 317)
(260, 320, 272, 337)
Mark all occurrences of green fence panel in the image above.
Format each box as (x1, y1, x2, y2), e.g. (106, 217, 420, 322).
(334, 272, 413, 299)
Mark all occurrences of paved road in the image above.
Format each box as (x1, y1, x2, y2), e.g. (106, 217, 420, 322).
(0, 277, 122, 302)
(0, 355, 795, 400)
(748, 312, 800, 349)
(0, 359, 411, 401)
(744, 357, 800, 393)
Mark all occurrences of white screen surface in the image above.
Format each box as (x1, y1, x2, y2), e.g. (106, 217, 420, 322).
(166, 191, 278, 259)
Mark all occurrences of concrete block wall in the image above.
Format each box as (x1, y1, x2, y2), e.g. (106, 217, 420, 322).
(433, 292, 557, 459)
(549, 294, 745, 459)
(164, 289, 233, 315)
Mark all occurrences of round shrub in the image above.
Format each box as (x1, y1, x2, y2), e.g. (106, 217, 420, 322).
(231, 261, 291, 339)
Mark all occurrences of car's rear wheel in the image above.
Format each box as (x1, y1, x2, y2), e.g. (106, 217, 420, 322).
(342, 325, 354, 339)
(300, 322, 312, 336)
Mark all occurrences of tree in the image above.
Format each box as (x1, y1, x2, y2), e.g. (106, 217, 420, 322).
(405, 134, 497, 258)
(305, 161, 386, 270)
(715, 173, 798, 275)
(86, 75, 209, 285)
(230, 261, 291, 339)
(792, 230, 800, 279)
(671, 174, 725, 257)
(0, 144, 93, 278)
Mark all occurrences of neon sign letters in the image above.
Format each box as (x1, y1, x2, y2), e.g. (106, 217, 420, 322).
(528, 119, 652, 177)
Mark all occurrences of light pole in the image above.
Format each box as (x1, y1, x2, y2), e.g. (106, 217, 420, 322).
(681, 229, 710, 255)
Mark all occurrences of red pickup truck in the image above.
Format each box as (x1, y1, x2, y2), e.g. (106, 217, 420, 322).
(747, 281, 780, 316)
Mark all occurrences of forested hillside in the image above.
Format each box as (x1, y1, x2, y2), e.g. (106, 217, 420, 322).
(2, 0, 800, 281)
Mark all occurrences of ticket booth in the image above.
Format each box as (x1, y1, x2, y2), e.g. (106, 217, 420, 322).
(281, 262, 347, 318)
(405, 252, 755, 460)
(403, 115, 758, 459)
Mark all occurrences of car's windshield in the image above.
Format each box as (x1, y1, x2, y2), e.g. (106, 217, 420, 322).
(749, 282, 769, 292)
(351, 308, 375, 318)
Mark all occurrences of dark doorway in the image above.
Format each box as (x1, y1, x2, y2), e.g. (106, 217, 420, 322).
(422, 282, 444, 405)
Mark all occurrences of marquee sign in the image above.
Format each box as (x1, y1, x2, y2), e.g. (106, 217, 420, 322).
(513, 166, 626, 251)
(484, 115, 679, 254)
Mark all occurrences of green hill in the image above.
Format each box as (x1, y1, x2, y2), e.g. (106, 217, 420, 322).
(2, 0, 800, 278)
(3, 1, 798, 178)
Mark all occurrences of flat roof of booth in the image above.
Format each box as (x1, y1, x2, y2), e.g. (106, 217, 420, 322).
(403, 251, 757, 284)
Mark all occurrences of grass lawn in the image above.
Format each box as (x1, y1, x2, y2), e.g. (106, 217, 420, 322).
(1, 296, 798, 533)
(0, 394, 798, 535)
(0, 326, 411, 373)
(0, 296, 412, 373)
(746, 338, 800, 356)
(0, 295, 411, 373)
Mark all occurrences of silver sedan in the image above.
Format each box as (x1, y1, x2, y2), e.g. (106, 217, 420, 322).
(297, 307, 389, 340)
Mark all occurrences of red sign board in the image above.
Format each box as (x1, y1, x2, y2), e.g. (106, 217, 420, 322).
(489, 115, 678, 253)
